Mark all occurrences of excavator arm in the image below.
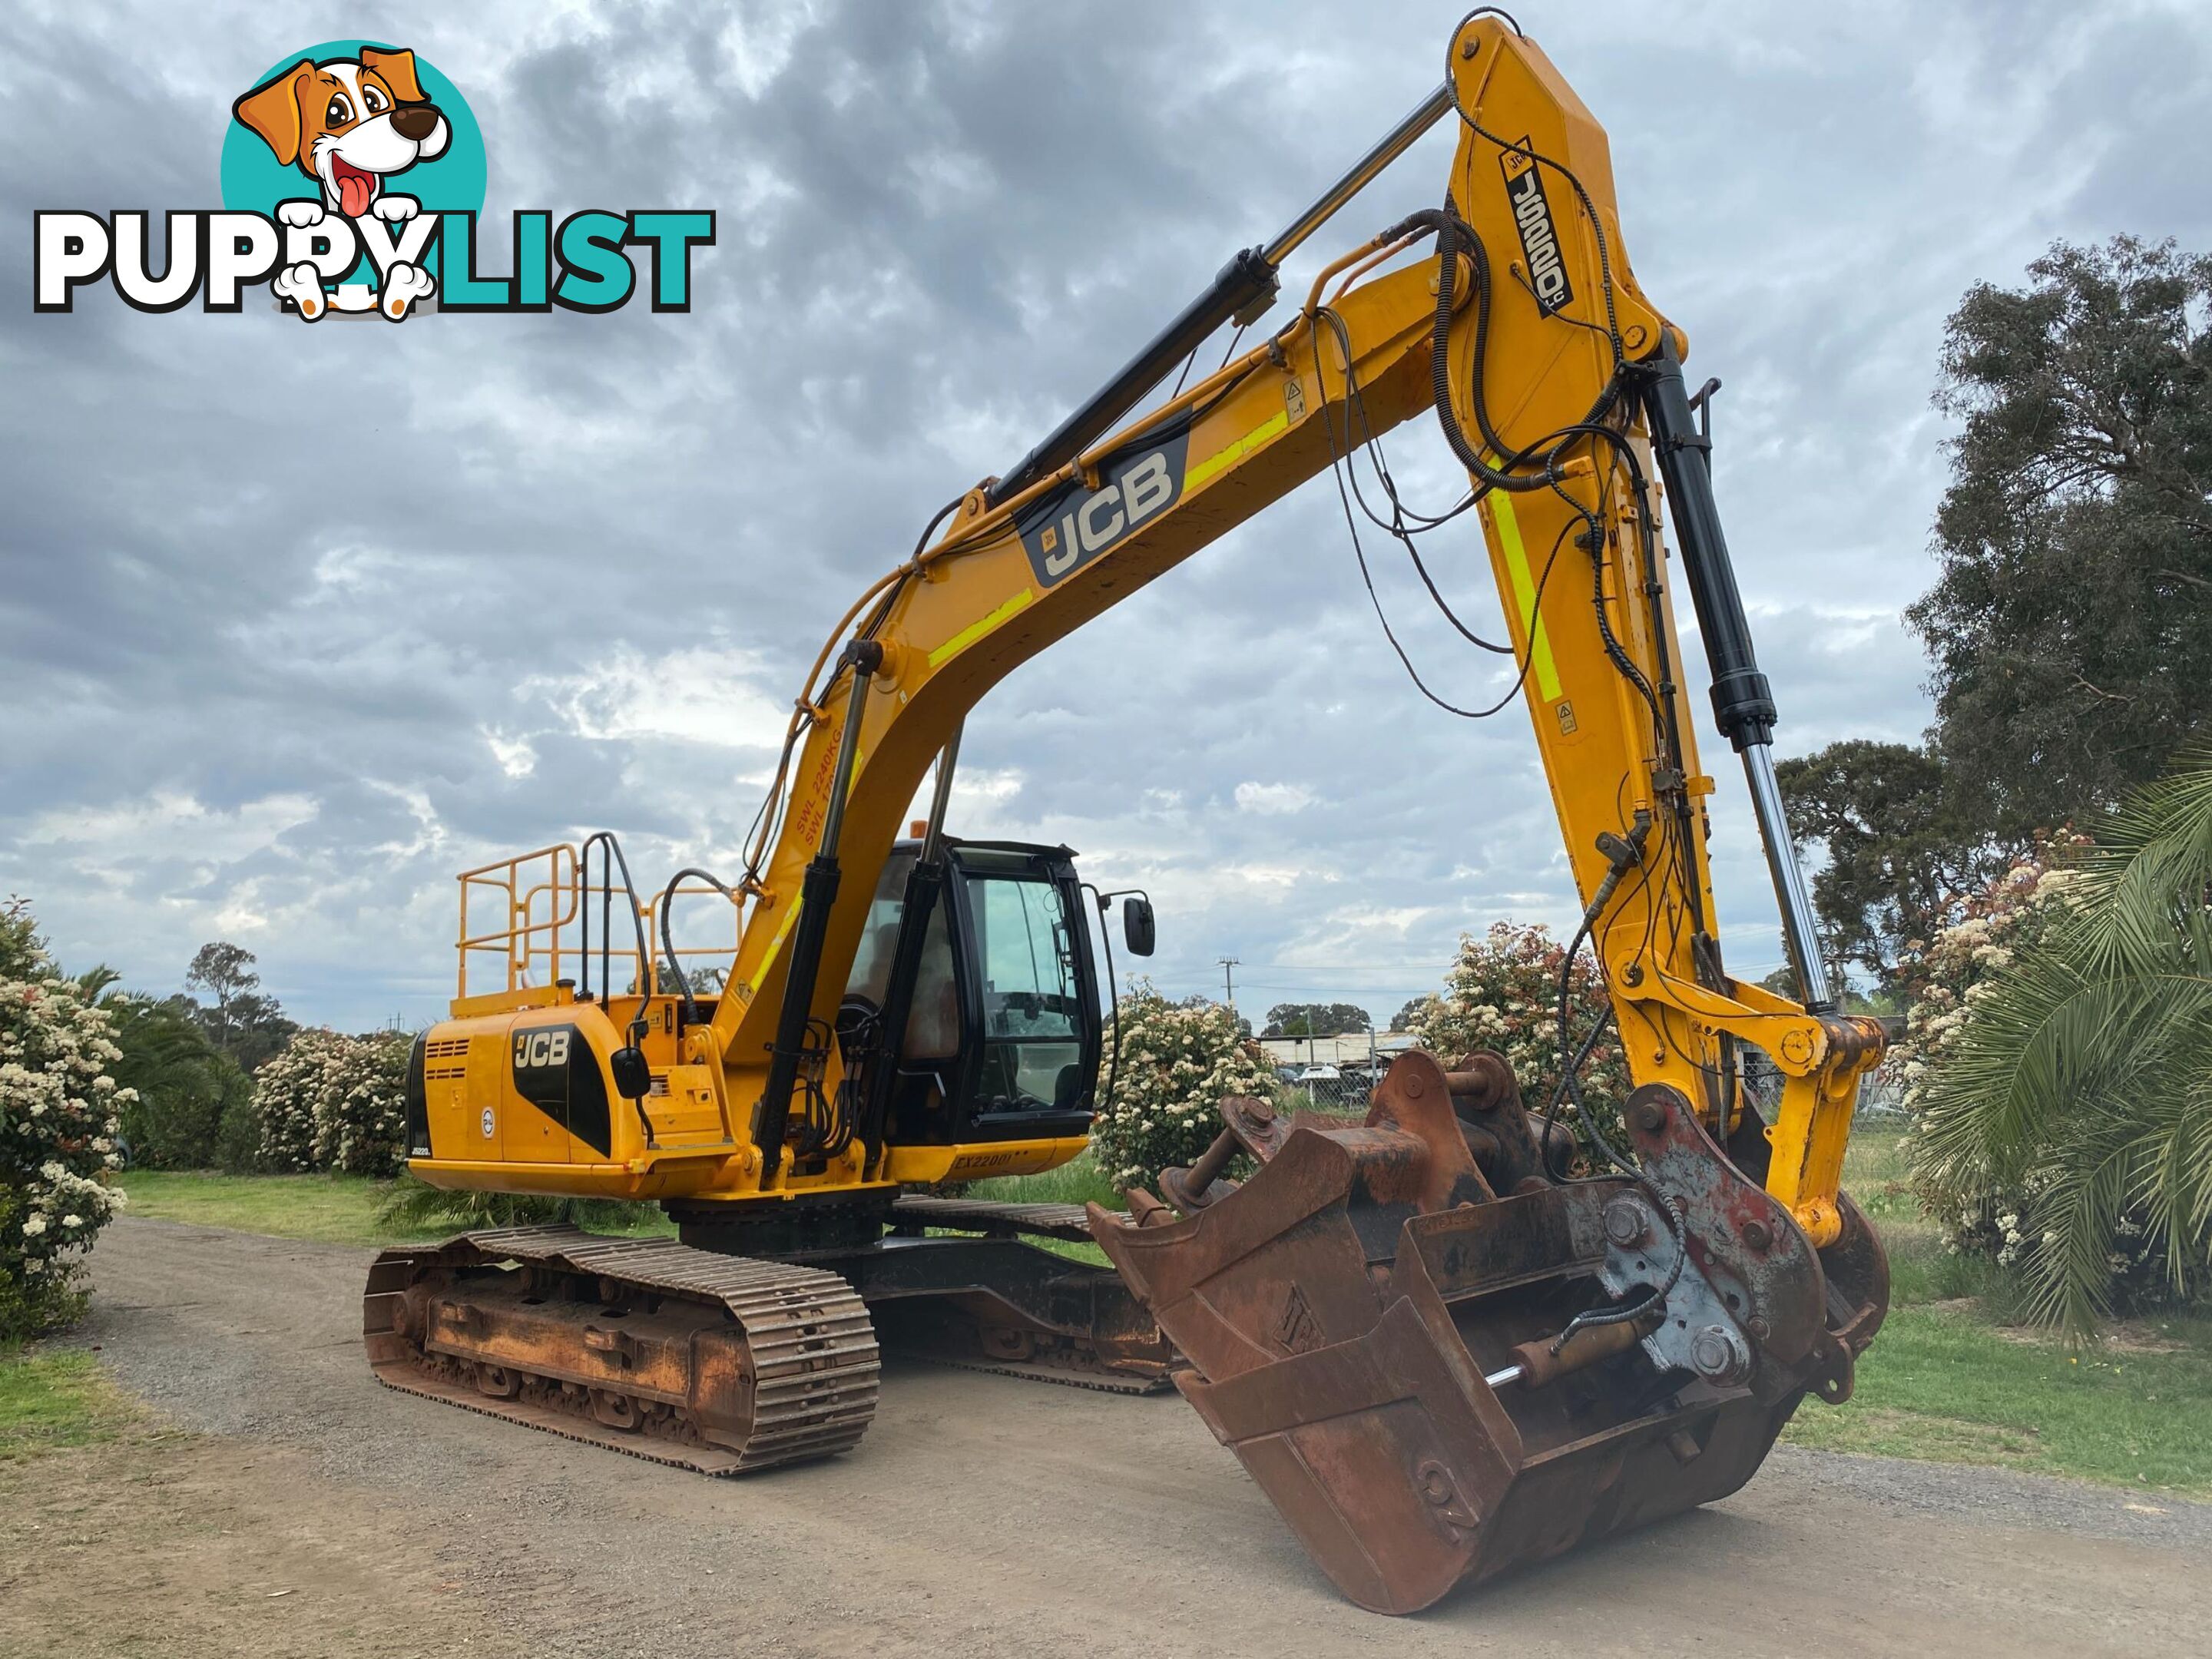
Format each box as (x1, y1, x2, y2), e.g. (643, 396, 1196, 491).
(373, 20, 1895, 1607)
(708, 14, 1879, 1244)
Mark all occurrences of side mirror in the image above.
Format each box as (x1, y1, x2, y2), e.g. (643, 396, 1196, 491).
(609, 1045, 652, 1101)
(1122, 896, 1156, 957)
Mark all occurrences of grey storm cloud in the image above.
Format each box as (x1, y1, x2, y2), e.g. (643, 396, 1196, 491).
(5, 0, 2210, 1028)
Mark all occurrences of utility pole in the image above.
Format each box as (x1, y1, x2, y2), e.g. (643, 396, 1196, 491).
(1218, 957, 1240, 1018)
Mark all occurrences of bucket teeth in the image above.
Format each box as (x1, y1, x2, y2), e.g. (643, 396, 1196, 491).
(1090, 1052, 1889, 1613)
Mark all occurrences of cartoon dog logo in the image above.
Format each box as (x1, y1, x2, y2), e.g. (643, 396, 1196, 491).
(231, 47, 447, 320)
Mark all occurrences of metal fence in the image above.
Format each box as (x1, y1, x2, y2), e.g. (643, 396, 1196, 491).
(1740, 1047, 1908, 1124)
(1272, 1067, 1379, 1116)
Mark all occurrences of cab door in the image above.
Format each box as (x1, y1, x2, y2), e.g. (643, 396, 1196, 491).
(947, 847, 1101, 1142)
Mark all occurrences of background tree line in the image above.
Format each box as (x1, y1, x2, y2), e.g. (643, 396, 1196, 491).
(1769, 234, 2212, 1332)
(1260, 1002, 1373, 1038)
(1778, 236, 2212, 1000)
(89, 941, 304, 1170)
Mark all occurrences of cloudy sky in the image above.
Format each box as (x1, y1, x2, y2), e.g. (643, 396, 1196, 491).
(6, 0, 2210, 1033)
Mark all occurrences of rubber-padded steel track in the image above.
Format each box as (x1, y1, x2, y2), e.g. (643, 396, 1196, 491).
(889, 1195, 1102, 1243)
(365, 1225, 879, 1475)
(911, 1349, 1172, 1394)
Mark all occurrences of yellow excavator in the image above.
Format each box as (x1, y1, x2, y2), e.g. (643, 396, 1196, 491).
(364, 10, 1889, 1612)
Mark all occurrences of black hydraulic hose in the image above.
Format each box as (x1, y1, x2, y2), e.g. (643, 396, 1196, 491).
(578, 830, 658, 1147)
(657, 866, 733, 1028)
(911, 495, 964, 561)
(735, 496, 962, 910)
(1584, 518, 1658, 715)
(1542, 981, 1690, 1353)
(1541, 997, 1615, 1183)
(1427, 210, 1620, 495)
(1535, 815, 1696, 1349)
(753, 640, 882, 1181)
(578, 830, 652, 1018)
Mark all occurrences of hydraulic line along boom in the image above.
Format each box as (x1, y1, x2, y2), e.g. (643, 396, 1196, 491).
(985, 81, 1455, 506)
(1637, 335, 1833, 1012)
(753, 640, 882, 1180)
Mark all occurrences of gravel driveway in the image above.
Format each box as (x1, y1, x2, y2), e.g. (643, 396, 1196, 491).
(29, 1215, 2212, 1658)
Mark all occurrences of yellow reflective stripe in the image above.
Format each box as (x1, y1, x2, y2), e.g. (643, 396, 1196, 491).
(1490, 492, 1561, 701)
(752, 894, 803, 984)
(747, 736, 869, 985)
(1187, 409, 1290, 492)
(928, 587, 1035, 669)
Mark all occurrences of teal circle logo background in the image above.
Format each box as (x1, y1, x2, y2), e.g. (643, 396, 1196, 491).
(220, 39, 486, 281)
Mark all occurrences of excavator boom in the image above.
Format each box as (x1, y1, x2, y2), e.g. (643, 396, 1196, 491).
(680, 21, 1877, 1246)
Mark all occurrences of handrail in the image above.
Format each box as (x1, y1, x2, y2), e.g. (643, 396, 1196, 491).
(456, 844, 579, 998)
(452, 841, 743, 1015)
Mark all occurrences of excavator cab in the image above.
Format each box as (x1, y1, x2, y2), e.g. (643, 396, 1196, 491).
(840, 837, 1104, 1145)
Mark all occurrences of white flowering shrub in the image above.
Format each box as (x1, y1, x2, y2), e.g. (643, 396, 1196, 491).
(1889, 835, 2183, 1304)
(1412, 920, 1628, 1152)
(316, 1031, 410, 1175)
(252, 1029, 329, 1171)
(1092, 981, 1275, 1193)
(1889, 833, 2090, 1113)
(0, 900, 127, 1338)
(253, 1028, 411, 1177)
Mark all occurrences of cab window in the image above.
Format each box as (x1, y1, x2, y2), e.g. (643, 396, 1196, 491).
(843, 849, 959, 1059)
(966, 875, 1084, 1111)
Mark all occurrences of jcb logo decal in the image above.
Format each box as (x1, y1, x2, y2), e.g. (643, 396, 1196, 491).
(512, 1028, 571, 1070)
(1016, 429, 1190, 588)
(505, 1018, 610, 1156)
(1500, 139, 1573, 318)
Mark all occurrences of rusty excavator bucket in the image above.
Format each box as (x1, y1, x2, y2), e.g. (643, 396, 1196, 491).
(1088, 1050, 1888, 1614)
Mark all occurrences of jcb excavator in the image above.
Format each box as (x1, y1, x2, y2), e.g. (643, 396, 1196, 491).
(365, 11, 1889, 1612)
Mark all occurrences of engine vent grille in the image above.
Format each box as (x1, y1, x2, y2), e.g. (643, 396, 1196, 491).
(424, 1035, 472, 1083)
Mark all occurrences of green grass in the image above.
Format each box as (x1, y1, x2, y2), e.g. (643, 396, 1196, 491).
(1780, 1303, 2212, 1492)
(0, 1349, 138, 1461)
(959, 1151, 1120, 1264)
(115, 1171, 443, 1246)
(114, 1170, 674, 1246)
(966, 1151, 1121, 1210)
(1780, 1124, 2212, 1496)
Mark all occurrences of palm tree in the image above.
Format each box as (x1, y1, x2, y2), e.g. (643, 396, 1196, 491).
(375, 1173, 655, 1235)
(1912, 755, 2212, 1335)
(83, 977, 255, 1171)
